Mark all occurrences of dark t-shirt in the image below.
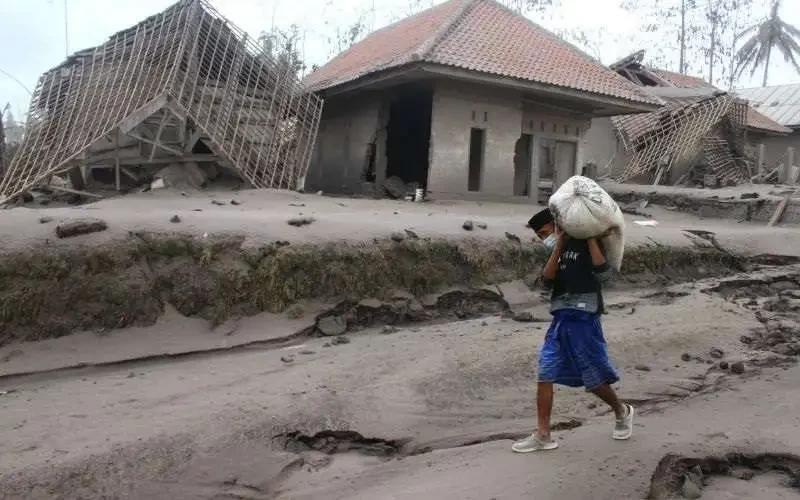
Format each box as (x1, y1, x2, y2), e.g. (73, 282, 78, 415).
(545, 238, 613, 314)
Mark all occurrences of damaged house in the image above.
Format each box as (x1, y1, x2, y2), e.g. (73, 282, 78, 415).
(737, 83, 800, 182)
(303, 0, 659, 203)
(583, 51, 791, 187)
(0, 0, 323, 204)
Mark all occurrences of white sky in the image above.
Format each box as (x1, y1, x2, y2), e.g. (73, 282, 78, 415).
(2, 0, 800, 121)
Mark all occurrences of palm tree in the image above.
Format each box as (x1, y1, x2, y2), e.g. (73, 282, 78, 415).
(734, 0, 800, 86)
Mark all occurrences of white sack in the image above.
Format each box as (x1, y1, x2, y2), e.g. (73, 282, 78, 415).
(548, 175, 626, 270)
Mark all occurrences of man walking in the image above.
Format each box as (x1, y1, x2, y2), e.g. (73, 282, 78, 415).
(512, 208, 633, 453)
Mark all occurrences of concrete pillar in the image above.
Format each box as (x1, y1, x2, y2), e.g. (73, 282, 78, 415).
(783, 147, 795, 184)
(757, 143, 766, 176)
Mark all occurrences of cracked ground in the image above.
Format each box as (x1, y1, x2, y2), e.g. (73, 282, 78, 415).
(2, 268, 800, 499)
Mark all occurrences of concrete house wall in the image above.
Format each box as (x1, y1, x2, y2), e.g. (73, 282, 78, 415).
(307, 78, 595, 203)
(306, 92, 383, 194)
(747, 130, 800, 170)
(582, 117, 629, 179)
(428, 80, 593, 202)
(427, 80, 523, 198)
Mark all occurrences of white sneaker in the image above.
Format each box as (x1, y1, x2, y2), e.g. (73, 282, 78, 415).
(511, 433, 559, 453)
(612, 404, 634, 440)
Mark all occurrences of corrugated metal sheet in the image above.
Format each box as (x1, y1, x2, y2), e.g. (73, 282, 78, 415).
(736, 84, 800, 128)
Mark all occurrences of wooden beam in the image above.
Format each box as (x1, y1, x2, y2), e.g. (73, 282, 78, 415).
(118, 94, 168, 134)
(184, 129, 203, 153)
(86, 154, 220, 167)
(149, 113, 172, 162)
(121, 166, 139, 181)
(128, 131, 184, 157)
(165, 100, 188, 123)
(768, 193, 792, 227)
(47, 184, 104, 199)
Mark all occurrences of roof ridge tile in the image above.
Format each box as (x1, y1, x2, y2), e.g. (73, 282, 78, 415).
(412, 0, 476, 61)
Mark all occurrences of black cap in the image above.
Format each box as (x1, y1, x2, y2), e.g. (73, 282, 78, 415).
(528, 208, 554, 231)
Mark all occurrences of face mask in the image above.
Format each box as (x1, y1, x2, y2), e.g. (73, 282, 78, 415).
(542, 234, 557, 251)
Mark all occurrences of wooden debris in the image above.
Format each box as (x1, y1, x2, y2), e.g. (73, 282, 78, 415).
(768, 193, 792, 227)
(47, 184, 104, 199)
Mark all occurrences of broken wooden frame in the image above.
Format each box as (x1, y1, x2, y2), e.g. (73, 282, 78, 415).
(0, 0, 323, 204)
(612, 93, 752, 186)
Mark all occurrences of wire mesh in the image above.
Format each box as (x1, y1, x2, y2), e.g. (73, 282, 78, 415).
(0, 0, 323, 203)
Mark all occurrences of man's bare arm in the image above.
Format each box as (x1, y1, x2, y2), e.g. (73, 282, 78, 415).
(588, 237, 615, 284)
(587, 238, 606, 267)
(542, 229, 566, 281)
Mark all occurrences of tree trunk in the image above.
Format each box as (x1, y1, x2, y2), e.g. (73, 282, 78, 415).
(763, 43, 772, 86)
(680, 0, 687, 73)
(709, 15, 717, 83)
(0, 110, 6, 179)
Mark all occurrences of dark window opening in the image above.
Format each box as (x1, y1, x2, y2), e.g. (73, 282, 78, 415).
(468, 128, 485, 192)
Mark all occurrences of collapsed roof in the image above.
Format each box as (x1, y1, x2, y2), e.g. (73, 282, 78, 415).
(608, 51, 790, 185)
(305, 0, 659, 114)
(0, 0, 323, 204)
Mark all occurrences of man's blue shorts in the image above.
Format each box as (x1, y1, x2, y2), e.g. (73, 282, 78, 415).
(537, 309, 620, 391)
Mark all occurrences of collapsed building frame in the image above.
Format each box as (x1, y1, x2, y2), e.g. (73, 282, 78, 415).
(0, 0, 323, 203)
(609, 51, 753, 186)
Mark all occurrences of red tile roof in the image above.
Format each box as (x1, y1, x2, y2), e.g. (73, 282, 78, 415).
(305, 0, 657, 106)
(652, 69, 716, 89)
(746, 106, 793, 134)
(304, 1, 464, 93)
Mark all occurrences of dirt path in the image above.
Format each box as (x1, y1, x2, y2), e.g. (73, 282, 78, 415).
(2, 266, 799, 499)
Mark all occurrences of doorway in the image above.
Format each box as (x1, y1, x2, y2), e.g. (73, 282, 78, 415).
(538, 138, 556, 181)
(514, 133, 533, 196)
(538, 138, 576, 190)
(385, 85, 433, 189)
(554, 140, 577, 188)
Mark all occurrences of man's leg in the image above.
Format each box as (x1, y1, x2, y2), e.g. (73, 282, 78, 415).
(512, 382, 559, 453)
(574, 315, 634, 440)
(537, 382, 554, 438)
(590, 383, 634, 440)
(590, 383, 624, 418)
(512, 318, 564, 453)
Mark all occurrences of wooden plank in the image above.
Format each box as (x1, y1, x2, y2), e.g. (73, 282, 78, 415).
(184, 129, 203, 153)
(121, 166, 139, 182)
(86, 154, 220, 167)
(118, 94, 168, 134)
(128, 132, 184, 157)
(148, 113, 171, 162)
(768, 193, 792, 227)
